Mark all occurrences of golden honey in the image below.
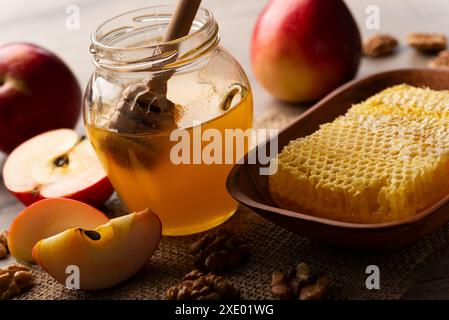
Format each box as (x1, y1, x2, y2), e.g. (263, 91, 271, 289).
(269, 85, 449, 223)
(87, 88, 252, 235)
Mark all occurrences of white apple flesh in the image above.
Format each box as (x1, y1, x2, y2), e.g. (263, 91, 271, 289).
(33, 209, 162, 290)
(2, 129, 114, 207)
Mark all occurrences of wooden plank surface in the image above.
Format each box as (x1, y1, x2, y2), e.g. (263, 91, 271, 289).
(1, 0, 449, 299)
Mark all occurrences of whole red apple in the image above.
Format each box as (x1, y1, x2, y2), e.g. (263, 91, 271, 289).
(251, 0, 362, 103)
(0, 43, 81, 153)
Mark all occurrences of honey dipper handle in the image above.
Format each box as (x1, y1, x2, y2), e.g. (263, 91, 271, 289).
(164, 0, 202, 42)
(113, 0, 202, 132)
(136, 0, 201, 112)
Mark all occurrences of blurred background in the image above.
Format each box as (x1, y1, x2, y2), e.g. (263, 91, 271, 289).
(2, 0, 449, 123)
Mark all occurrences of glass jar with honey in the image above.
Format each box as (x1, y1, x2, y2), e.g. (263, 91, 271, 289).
(84, 5, 253, 235)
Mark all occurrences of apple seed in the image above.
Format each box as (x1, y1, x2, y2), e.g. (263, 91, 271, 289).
(53, 154, 69, 168)
(82, 229, 101, 241)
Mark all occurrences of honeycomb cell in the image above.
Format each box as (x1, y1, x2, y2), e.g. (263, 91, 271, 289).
(269, 85, 449, 223)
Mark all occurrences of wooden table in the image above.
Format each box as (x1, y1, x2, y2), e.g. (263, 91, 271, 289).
(1, 0, 449, 299)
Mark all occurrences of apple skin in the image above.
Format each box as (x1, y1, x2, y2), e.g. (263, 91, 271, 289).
(12, 175, 114, 208)
(8, 198, 109, 262)
(251, 0, 362, 103)
(0, 43, 81, 153)
(32, 209, 162, 290)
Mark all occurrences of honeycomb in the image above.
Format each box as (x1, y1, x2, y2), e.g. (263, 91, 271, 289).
(269, 85, 449, 223)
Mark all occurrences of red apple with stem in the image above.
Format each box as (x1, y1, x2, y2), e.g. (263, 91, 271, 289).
(251, 0, 362, 103)
(0, 43, 81, 153)
(2, 129, 114, 207)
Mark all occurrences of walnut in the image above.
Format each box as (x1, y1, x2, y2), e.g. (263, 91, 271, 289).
(428, 50, 449, 68)
(363, 34, 398, 57)
(271, 262, 329, 300)
(0, 231, 8, 259)
(299, 276, 330, 300)
(189, 228, 250, 272)
(165, 269, 239, 300)
(271, 271, 293, 300)
(0, 264, 34, 300)
(407, 33, 447, 54)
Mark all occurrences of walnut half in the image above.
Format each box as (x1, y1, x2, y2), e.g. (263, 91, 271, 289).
(429, 50, 449, 68)
(0, 264, 34, 300)
(165, 269, 239, 300)
(189, 228, 250, 272)
(407, 33, 447, 54)
(0, 231, 8, 259)
(363, 34, 398, 57)
(271, 262, 330, 300)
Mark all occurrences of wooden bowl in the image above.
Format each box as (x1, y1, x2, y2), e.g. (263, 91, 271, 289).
(227, 68, 449, 250)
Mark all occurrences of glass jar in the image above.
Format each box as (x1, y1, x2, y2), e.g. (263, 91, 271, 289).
(84, 5, 253, 235)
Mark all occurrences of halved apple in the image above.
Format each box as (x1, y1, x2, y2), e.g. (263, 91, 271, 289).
(32, 209, 162, 290)
(2, 129, 114, 207)
(8, 198, 109, 262)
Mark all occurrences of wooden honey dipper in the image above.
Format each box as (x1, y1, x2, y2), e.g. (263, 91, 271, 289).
(111, 0, 202, 133)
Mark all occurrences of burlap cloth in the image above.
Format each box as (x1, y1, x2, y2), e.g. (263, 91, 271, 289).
(18, 109, 449, 300)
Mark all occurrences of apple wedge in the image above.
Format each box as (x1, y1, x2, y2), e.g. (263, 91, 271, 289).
(32, 209, 162, 290)
(3, 129, 114, 207)
(8, 198, 109, 262)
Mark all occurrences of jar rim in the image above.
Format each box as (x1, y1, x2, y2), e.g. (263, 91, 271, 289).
(90, 5, 219, 72)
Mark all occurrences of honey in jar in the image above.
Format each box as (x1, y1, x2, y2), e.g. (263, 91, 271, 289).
(84, 5, 253, 235)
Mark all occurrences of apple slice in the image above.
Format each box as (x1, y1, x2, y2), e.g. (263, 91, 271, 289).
(32, 209, 162, 290)
(2, 128, 114, 207)
(8, 198, 109, 262)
